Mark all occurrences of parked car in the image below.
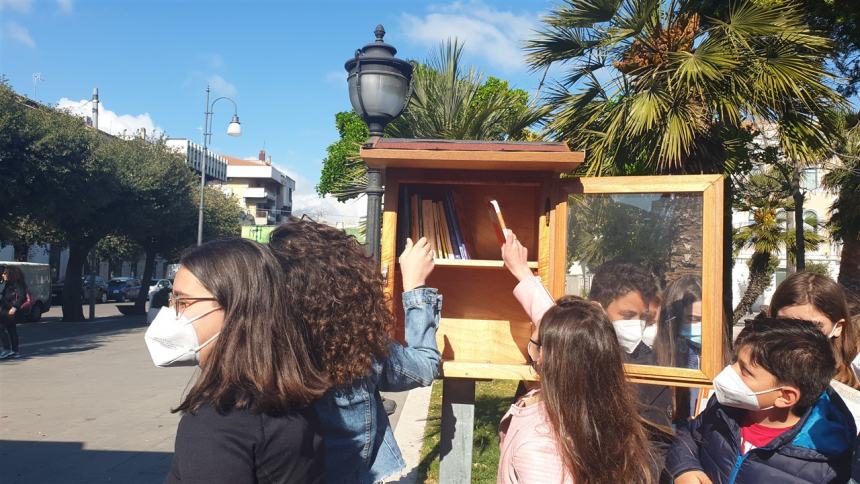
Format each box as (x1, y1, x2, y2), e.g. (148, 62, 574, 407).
(107, 277, 141, 302)
(0, 262, 51, 322)
(81, 275, 108, 303)
(147, 279, 172, 300)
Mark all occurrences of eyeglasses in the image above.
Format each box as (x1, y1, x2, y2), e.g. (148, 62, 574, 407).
(168, 293, 218, 318)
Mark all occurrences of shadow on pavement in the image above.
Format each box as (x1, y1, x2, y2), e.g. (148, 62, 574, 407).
(6, 316, 148, 360)
(0, 440, 172, 484)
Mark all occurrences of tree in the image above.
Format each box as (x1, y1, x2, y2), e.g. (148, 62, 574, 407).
(732, 169, 822, 322)
(799, 0, 860, 96)
(823, 112, 860, 293)
(316, 40, 547, 201)
(526, 0, 844, 176)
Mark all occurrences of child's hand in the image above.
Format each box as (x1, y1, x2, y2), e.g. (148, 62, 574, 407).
(675, 471, 713, 484)
(400, 237, 434, 292)
(502, 230, 532, 282)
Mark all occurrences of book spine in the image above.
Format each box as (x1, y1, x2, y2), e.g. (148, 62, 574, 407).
(441, 196, 460, 259)
(421, 199, 436, 257)
(410, 193, 420, 241)
(447, 191, 469, 259)
(437, 202, 455, 259)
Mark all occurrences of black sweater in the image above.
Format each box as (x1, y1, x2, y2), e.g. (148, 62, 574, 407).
(165, 404, 325, 484)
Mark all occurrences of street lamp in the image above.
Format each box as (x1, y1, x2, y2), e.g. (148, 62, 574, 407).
(345, 24, 413, 262)
(198, 85, 241, 246)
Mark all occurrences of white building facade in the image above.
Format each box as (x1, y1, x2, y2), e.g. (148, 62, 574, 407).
(222, 150, 295, 226)
(166, 138, 228, 182)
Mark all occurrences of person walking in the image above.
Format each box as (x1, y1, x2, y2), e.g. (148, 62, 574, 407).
(0, 266, 27, 359)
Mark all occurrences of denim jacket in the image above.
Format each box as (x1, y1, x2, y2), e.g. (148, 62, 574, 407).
(314, 287, 442, 484)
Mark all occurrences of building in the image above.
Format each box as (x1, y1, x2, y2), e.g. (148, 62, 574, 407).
(165, 138, 228, 182)
(222, 150, 295, 226)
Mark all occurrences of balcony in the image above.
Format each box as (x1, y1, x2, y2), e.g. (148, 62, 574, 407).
(243, 187, 271, 200)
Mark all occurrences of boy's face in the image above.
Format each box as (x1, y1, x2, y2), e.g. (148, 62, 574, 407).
(733, 346, 792, 409)
(605, 290, 648, 322)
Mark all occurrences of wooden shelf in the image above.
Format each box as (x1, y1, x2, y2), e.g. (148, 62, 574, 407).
(442, 361, 538, 381)
(431, 259, 538, 269)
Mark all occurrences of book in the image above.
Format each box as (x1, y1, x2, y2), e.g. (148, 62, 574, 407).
(445, 192, 468, 259)
(488, 199, 508, 246)
(421, 199, 436, 256)
(437, 201, 455, 259)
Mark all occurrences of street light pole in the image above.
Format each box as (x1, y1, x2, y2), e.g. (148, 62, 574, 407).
(88, 87, 99, 320)
(345, 25, 413, 263)
(197, 85, 241, 246)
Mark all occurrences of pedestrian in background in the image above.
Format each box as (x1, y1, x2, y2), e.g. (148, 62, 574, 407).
(0, 266, 27, 359)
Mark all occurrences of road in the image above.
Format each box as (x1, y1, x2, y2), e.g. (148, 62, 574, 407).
(0, 304, 408, 484)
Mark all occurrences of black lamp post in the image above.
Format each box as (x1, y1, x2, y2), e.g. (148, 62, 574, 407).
(345, 24, 413, 263)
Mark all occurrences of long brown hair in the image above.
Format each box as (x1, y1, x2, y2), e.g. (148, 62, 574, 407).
(173, 238, 329, 415)
(769, 272, 857, 388)
(538, 295, 656, 484)
(654, 275, 701, 368)
(268, 218, 393, 388)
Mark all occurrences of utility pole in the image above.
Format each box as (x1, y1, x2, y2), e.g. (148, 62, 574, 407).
(88, 88, 99, 320)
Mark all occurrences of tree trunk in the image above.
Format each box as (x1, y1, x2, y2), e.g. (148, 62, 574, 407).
(134, 250, 156, 314)
(793, 188, 805, 272)
(62, 242, 87, 322)
(13, 243, 29, 262)
(838, 235, 860, 295)
(786, 209, 796, 275)
(732, 252, 775, 324)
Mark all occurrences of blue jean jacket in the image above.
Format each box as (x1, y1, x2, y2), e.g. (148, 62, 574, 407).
(314, 287, 442, 484)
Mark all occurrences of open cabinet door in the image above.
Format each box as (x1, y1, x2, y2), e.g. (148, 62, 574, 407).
(552, 175, 725, 387)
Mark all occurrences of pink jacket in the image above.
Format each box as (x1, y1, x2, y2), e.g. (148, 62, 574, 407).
(496, 279, 570, 483)
(513, 276, 554, 329)
(497, 389, 572, 483)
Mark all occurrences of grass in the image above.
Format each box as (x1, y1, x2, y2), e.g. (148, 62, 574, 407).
(415, 379, 519, 483)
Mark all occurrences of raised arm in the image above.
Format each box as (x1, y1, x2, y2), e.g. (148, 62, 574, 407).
(503, 231, 553, 329)
(379, 238, 442, 391)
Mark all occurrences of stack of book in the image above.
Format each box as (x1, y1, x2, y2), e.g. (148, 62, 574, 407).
(398, 186, 470, 260)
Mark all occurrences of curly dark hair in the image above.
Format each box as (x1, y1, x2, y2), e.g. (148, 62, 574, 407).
(268, 217, 393, 388)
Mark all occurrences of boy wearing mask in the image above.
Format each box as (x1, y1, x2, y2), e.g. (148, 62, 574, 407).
(668, 318, 856, 484)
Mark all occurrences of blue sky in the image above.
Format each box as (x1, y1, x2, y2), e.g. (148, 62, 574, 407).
(0, 0, 558, 223)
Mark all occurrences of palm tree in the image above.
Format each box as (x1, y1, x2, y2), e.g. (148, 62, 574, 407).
(732, 170, 822, 322)
(526, 0, 844, 175)
(823, 112, 860, 293)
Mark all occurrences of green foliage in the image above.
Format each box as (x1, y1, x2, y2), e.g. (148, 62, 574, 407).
(527, 0, 845, 175)
(804, 262, 831, 278)
(417, 379, 518, 483)
(316, 111, 369, 201)
(0, 81, 243, 319)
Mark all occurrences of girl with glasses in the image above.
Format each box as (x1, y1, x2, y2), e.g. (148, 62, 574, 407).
(146, 238, 329, 484)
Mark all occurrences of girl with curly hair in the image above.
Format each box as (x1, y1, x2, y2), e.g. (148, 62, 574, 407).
(269, 218, 442, 484)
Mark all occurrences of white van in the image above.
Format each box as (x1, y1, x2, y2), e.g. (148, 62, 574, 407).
(0, 262, 52, 322)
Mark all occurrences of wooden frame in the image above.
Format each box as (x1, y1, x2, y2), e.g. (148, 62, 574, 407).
(552, 175, 725, 386)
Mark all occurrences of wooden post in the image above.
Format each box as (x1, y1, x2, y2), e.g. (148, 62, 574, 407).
(439, 378, 476, 484)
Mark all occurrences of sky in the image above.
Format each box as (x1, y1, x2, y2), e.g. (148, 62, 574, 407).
(0, 0, 559, 224)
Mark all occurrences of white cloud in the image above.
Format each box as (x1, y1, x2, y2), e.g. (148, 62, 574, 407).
(56, 97, 164, 138)
(0, 0, 32, 13)
(208, 74, 237, 98)
(401, 1, 539, 72)
(56, 0, 72, 14)
(280, 167, 366, 227)
(5, 21, 35, 48)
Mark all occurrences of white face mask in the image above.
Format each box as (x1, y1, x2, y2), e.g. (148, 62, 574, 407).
(612, 319, 646, 353)
(144, 306, 221, 367)
(712, 365, 783, 411)
(641, 323, 658, 348)
(850, 353, 860, 382)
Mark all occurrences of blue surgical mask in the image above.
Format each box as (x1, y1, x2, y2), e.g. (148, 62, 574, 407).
(679, 322, 701, 346)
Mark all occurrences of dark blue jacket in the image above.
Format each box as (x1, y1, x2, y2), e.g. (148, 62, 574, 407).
(667, 388, 856, 483)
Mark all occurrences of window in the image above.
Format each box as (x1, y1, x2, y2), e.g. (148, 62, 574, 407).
(802, 168, 819, 191)
(803, 210, 818, 234)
